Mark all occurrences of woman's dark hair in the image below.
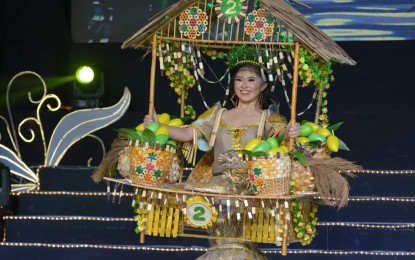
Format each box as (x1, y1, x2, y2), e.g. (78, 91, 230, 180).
(225, 63, 277, 109)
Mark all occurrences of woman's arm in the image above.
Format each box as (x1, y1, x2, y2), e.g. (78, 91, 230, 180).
(144, 114, 195, 142)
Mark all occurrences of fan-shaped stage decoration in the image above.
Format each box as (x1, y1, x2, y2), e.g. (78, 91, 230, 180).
(45, 87, 131, 167)
(215, 0, 248, 24)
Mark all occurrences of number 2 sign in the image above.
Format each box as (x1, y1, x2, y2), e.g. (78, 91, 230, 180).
(184, 196, 218, 229)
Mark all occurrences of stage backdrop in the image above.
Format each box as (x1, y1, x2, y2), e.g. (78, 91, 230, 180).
(71, 0, 415, 43)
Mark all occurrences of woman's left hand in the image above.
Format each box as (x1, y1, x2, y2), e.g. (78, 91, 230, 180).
(286, 122, 300, 139)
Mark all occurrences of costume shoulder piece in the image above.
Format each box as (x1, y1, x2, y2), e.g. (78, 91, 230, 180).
(192, 102, 222, 127)
(191, 102, 224, 151)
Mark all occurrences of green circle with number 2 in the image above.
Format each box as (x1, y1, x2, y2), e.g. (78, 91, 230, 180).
(221, 0, 243, 19)
(187, 202, 212, 227)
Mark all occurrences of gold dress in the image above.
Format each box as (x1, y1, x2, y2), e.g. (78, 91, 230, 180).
(187, 104, 286, 260)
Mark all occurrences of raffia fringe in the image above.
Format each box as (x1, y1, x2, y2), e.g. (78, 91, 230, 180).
(306, 157, 362, 209)
(91, 134, 128, 183)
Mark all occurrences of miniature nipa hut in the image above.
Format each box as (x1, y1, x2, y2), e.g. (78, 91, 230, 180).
(119, 0, 358, 257)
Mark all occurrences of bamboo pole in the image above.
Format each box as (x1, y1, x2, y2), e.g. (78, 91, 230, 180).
(103, 177, 309, 200)
(148, 34, 158, 117)
(314, 84, 323, 124)
(158, 36, 296, 47)
(180, 88, 185, 118)
(288, 42, 300, 151)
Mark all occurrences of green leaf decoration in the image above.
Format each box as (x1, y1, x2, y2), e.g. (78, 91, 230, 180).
(289, 151, 307, 164)
(181, 115, 191, 124)
(276, 134, 285, 146)
(142, 128, 156, 143)
(327, 122, 343, 131)
(308, 141, 319, 149)
(115, 128, 142, 140)
(339, 139, 350, 151)
(225, 149, 254, 156)
(251, 151, 266, 157)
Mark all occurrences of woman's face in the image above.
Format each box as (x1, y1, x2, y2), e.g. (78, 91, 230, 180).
(234, 66, 267, 105)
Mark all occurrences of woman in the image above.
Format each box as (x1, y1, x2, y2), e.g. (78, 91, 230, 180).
(145, 62, 300, 260)
(144, 62, 300, 179)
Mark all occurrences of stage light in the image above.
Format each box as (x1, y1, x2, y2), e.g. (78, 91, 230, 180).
(76, 66, 94, 84)
(72, 65, 105, 109)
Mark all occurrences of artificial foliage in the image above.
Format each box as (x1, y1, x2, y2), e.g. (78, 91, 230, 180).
(298, 48, 334, 127)
(290, 198, 318, 246)
(158, 42, 197, 120)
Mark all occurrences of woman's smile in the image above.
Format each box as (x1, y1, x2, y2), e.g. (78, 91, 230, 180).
(234, 67, 267, 105)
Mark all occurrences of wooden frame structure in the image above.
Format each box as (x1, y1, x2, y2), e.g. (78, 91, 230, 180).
(119, 0, 356, 256)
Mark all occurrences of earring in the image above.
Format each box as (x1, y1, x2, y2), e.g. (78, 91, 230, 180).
(230, 93, 239, 107)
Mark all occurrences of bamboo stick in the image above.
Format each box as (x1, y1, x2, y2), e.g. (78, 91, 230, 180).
(289, 42, 300, 150)
(314, 85, 323, 124)
(158, 36, 295, 47)
(148, 34, 158, 116)
(103, 177, 311, 200)
(208, 0, 214, 41)
(180, 88, 185, 118)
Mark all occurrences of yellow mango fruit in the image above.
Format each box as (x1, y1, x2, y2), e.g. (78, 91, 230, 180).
(244, 138, 262, 151)
(305, 122, 320, 132)
(135, 122, 145, 132)
(279, 145, 290, 153)
(168, 118, 183, 127)
(155, 126, 169, 137)
(268, 147, 286, 156)
(296, 136, 310, 145)
(327, 135, 340, 152)
(317, 127, 331, 138)
(158, 113, 171, 124)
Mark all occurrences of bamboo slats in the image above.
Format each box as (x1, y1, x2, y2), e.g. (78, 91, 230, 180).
(122, 0, 355, 65)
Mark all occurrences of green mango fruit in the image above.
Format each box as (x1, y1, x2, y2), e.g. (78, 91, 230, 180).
(266, 137, 279, 148)
(308, 132, 326, 143)
(146, 121, 160, 133)
(166, 139, 177, 147)
(252, 141, 271, 154)
(155, 134, 169, 145)
(300, 124, 313, 137)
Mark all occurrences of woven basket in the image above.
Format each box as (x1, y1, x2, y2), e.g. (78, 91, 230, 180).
(245, 154, 291, 195)
(297, 143, 331, 159)
(127, 141, 176, 187)
(290, 160, 316, 194)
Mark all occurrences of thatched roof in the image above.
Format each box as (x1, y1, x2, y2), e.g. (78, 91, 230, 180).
(122, 0, 195, 49)
(122, 0, 356, 65)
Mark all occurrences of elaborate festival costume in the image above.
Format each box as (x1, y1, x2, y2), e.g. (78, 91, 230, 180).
(186, 102, 286, 192)
(183, 101, 286, 259)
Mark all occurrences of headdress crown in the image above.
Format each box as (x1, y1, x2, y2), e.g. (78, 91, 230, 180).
(226, 44, 266, 71)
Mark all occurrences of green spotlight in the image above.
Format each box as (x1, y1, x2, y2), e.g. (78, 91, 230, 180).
(76, 66, 94, 84)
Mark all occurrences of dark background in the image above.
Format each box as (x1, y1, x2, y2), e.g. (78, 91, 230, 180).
(0, 0, 414, 170)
